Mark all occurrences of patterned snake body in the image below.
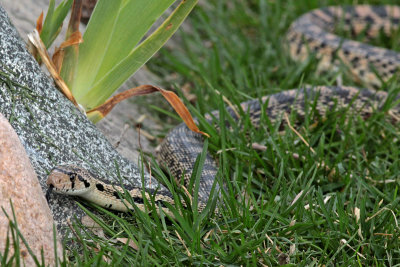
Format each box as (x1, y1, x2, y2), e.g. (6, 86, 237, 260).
(47, 166, 176, 213)
(287, 5, 400, 88)
(47, 5, 400, 212)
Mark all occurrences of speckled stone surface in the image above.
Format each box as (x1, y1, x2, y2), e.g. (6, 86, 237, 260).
(0, 5, 168, 235)
(0, 113, 62, 265)
(2, 0, 157, 165)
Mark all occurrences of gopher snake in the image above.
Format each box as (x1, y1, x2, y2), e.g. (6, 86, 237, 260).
(47, 5, 400, 213)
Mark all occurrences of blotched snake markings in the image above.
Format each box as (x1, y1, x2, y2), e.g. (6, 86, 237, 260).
(47, 5, 400, 213)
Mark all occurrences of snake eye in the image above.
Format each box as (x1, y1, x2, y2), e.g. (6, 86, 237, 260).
(68, 172, 77, 182)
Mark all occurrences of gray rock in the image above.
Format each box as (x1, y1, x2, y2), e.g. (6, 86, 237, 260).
(0, 5, 168, 235)
(2, 0, 159, 165)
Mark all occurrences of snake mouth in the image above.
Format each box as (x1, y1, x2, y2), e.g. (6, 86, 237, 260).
(45, 184, 54, 202)
(46, 173, 60, 190)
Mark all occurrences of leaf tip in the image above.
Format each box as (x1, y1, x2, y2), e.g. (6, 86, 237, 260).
(36, 12, 44, 34)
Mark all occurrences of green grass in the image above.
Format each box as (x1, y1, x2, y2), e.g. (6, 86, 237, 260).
(4, 0, 400, 265)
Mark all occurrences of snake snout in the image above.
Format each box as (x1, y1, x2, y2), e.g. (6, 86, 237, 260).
(47, 166, 93, 196)
(47, 170, 70, 193)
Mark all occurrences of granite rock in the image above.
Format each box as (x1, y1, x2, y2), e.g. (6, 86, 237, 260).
(0, 5, 169, 235)
(1, 0, 157, 166)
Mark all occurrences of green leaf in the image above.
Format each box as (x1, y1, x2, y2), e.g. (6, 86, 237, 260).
(72, 0, 197, 110)
(71, 0, 177, 107)
(59, 0, 82, 88)
(40, 0, 73, 48)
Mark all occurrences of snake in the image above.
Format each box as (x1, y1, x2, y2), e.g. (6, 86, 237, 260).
(47, 5, 400, 213)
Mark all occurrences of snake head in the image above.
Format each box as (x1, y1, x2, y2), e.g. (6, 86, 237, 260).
(47, 165, 93, 196)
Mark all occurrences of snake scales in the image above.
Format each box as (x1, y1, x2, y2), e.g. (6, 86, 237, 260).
(47, 5, 400, 213)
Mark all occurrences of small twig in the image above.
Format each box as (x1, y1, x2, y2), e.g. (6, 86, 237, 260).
(284, 112, 315, 154)
(135, 114, 155, 141)
(179, 185, 193, 205)
(290, 190, 304, 207)
(136, 127, 156, 141)
(137, 126, 152, 179)
(204, 229, 213, 240)
(148, 161, 152, 188)
(388, 110, 400, 122)
(265, 234, 282, 254)
(175, 230, 191, 257)
(113, 123, 130, 149)
(366, 207, 399, 229)
(137, 124, 142, 152)
(373, 233, 393, 237)
(364, 176, 396, 184)
(340, 239, 366, 259)
(67, 219, 86, 247)
(216, 147, 236, 154)
(215, 90, 240, 119)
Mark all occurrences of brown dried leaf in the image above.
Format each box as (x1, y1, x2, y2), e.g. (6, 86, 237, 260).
(116, 238, 138, 251)
(36, 12, 43, 34)
(87, 85, 209, 137)
(52, 31, 83, 73)
(61, 31, 83, 49)
(28, 29, 79, 107)
(159, 88, 209, 137)
(52, 49, 63, 74)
